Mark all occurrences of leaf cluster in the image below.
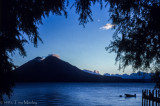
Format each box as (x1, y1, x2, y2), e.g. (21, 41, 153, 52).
(106, 0, 160, 71)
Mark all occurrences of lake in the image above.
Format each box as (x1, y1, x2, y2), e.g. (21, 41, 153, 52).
(3, 83, 155, 106)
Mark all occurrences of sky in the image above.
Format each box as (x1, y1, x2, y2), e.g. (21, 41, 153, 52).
(12, 2, 133, 75)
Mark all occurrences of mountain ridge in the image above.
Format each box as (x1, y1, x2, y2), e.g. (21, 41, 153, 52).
(15, 55, 152, 82)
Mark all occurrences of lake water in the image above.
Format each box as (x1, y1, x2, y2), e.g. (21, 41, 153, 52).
(3, 83, 155, 106)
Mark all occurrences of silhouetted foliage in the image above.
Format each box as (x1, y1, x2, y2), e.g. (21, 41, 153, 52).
(0, 0, 101, 102)
(72, 0, 102, 26)
(106, 0, 160, 71)
(0, 71, 15, 104)
(1, 0, 67, 102)
(1, 0, 68, 73)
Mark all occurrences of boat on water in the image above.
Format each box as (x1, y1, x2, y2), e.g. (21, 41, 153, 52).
(125, 94, 136, 97)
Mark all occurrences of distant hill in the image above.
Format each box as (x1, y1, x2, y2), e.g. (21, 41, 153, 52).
(104, 71, 153, 81)
(15, 55, 125, 82)
(82, 70, 100, 75)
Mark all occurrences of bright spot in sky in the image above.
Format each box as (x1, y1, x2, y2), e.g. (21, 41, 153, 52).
(100, 23, 115, 30)
(51, 54, 60, 59)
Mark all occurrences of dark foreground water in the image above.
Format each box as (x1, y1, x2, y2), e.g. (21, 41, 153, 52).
(3, 83, 155, 106)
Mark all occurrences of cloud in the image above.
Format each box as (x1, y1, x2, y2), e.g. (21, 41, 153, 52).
(49, 54, 60, 58)
(52, 54, 60, 58)
(99, 23, 115, 30)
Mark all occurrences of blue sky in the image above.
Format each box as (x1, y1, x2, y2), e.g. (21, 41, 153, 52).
(12, 3, 132, 75)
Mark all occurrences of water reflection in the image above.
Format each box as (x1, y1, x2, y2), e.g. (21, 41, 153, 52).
(8, 83, 155, 106)
(35, 93, 70, 105)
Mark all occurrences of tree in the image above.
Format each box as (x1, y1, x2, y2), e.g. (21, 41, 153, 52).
(0, 0, 67, 101)
(106, 0, 160, 88)
(1, 0, 67, 73)
(106, 0, 160, 71)
(0, 0, 100, 102)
